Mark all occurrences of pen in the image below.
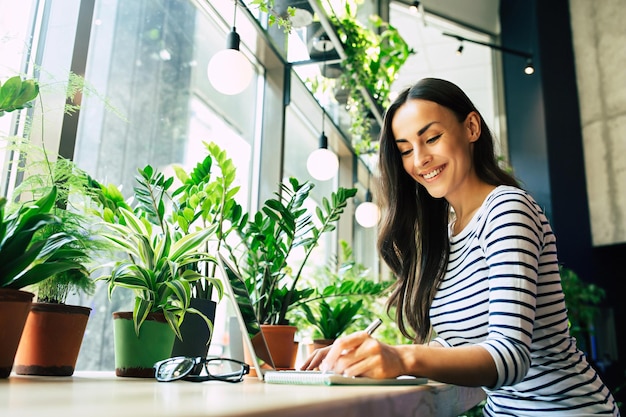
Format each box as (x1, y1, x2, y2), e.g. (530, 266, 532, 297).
(364, 318, 383, 336)
(321, 318, 384, 374)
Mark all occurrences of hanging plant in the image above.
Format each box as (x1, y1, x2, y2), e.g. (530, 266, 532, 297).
(331, 7, 413, 154)
(250, 0, 296, 32)
(256, 0, 413, 154)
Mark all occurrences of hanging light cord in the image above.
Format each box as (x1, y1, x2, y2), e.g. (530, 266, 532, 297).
(319, 40, 328, 139)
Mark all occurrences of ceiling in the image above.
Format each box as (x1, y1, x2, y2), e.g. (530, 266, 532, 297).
(413, 0, 501, 36)
(388, 0, 501, 133)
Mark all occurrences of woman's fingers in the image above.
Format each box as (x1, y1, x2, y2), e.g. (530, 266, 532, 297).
(320, 331, 371, 373)
(300, 346, 331, 370)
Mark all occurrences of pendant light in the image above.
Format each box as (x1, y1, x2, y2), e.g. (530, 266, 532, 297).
(207, 0, 253, 95)
(409, 1, 421, 14)
(306, 37, 338, 181)
(307, 130, 338, 181)
(355, 187, 380, 229)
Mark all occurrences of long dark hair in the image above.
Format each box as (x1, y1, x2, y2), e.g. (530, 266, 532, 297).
(377, 78, 519, 342)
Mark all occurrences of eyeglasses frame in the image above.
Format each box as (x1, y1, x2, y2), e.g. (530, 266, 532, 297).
(154, 356, 250, 383)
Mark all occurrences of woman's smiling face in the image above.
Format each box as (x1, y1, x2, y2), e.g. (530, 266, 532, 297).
(391, 99, 480, 201)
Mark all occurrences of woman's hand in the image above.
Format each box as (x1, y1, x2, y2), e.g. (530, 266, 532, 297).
(303, 331, 406, 379)
(301, 332, 497, 386)
(300, 345, 332, 371)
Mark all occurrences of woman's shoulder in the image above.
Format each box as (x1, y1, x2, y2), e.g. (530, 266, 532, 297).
(486, 185, 537, 208)
(480, 185, 546, 222)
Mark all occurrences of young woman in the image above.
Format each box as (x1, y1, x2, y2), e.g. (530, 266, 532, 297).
(302, 78, 619, 416)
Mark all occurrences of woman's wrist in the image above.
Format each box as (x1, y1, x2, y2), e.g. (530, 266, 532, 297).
(394, 344, 425, 377)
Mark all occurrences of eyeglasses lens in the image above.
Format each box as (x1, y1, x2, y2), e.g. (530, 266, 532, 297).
(156, 357, 195, 381)
(205, 359, 247, 381)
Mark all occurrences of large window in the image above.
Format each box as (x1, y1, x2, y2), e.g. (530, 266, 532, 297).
(73, 0, 260, 370)
(1, 0, 262, 370)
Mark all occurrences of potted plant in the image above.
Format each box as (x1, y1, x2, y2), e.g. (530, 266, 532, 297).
(0, 187, 90, 378)
(92, 164, 222, 377)
(223, 177, 357, 368)
(1, 73, 115, 376)
(302, 298, 364, 349)
(11, 157, 106, 376)
(0, 75, 90, 378)
(294, 240, 393, 350)
(168, 141, 241, 358)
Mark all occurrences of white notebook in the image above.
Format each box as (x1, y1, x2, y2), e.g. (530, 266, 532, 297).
(263, 370, 427, 386)
(217, 253, 428, 387)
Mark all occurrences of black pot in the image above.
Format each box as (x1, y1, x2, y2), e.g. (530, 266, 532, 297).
(171, 298, 217, 361)
(306, 22, 342, 78)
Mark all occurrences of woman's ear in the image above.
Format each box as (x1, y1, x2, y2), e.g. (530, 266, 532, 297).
(465, 111, 481, 143)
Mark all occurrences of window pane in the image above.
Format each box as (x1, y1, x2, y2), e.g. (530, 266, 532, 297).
(68, 0, 258, 370)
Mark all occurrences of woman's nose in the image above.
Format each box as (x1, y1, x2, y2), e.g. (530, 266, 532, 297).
(414, 146, 431, 168)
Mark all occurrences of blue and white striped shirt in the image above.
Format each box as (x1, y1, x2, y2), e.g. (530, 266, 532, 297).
(430, 186, 619, 416)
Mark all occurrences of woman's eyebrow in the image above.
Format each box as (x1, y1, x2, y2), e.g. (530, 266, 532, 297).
(418, 121, 437, 137)
(394, 121, 438, 143)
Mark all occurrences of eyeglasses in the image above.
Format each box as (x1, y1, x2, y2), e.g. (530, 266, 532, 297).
(154, 356, 250, 383)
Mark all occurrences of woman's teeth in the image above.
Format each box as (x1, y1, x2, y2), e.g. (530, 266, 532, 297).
(423, 167, 443, 180)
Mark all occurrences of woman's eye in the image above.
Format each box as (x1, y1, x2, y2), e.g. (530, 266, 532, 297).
(426, 134, 442, 144)
(399, 148, 412, 156)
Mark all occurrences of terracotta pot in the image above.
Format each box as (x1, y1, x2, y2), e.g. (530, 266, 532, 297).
(113, 311, 176, 378)
(14, 303, 91, 376)
(0, 289, 34, 378)
(307, 338, 335, 356)
(260, 324, 299, 370)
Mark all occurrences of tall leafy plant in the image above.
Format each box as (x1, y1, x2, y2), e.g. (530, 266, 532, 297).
(91, 166, 221, 338)
(226, 177, 357, 325)
(170, 142, 242, 300)
(1, 75, 93, 296)
(10, 149, 106, 303)
(2, 72, 123, 304)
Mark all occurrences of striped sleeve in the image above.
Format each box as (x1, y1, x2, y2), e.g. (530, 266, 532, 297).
(477, 191, 542, 389)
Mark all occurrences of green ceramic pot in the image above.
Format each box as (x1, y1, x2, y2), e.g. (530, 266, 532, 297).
(113, 311, 175, 378)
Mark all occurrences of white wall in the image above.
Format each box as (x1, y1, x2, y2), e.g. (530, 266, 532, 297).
(570, 0, 626, 246)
